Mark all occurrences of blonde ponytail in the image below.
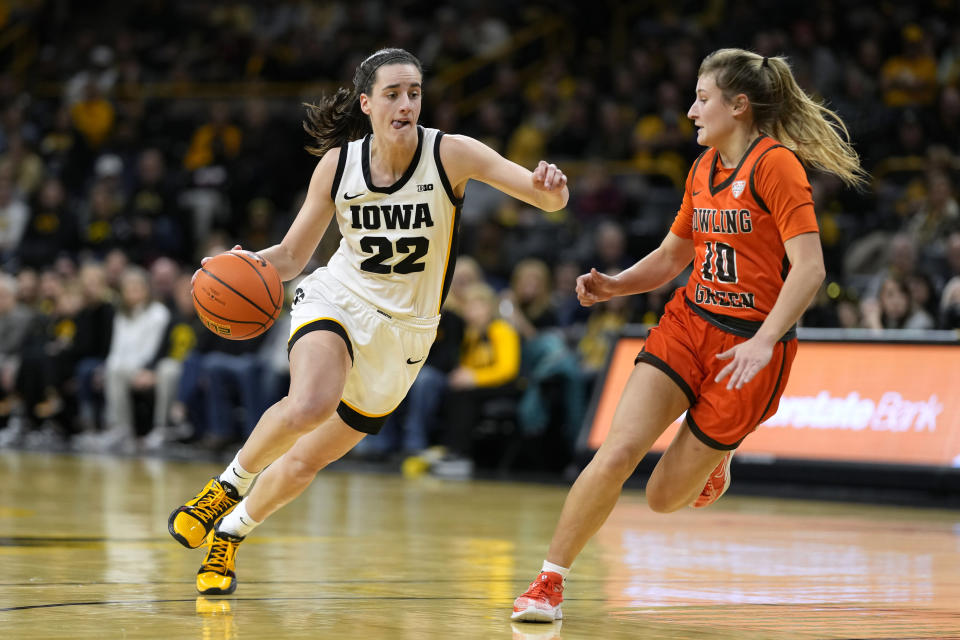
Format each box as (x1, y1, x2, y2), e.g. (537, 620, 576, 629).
(700, 48, 868, 188)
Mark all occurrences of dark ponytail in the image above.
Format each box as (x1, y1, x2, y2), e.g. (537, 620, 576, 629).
(303, 48, 424, 158)
(303, 89, 367, 158)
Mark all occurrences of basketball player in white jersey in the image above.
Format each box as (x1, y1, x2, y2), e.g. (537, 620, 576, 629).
(167, 48, 568, 595)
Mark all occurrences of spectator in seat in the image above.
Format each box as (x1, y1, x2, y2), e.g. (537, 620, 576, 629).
(438, 282, 520, 470)
(78, 266, 169, 452)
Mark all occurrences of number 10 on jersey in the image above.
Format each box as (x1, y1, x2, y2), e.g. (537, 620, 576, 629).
(701, 241, 738, 283)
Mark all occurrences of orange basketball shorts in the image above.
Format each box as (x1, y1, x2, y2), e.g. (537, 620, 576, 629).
(636, 289, 797, 449)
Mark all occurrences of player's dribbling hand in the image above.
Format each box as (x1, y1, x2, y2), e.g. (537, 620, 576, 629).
(192, 244, 243, 285)
(576, 268, 619, 306)
(714, 335, 774, 390)
(532, 160, 567, 191)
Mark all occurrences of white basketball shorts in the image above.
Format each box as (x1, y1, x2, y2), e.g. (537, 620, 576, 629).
(287, 268, 439, 434)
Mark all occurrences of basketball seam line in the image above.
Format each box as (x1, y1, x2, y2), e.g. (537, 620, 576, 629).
(228, 252, 282, 312)
(192, 292, 268, 327)
(200, 264, 276, 321)
(193, 290, 267, 339)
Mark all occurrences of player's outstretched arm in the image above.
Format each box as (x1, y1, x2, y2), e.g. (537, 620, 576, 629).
(575, 268, 620, 307)
(439, 134, 569, 211)
(578, 232, 694, 306)
(259, 148, 340, 282)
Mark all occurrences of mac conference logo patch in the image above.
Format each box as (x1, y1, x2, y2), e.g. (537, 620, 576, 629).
(732, 180, 746, 198)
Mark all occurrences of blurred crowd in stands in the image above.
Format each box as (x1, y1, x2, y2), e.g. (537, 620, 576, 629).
(1, 1, 959, 471)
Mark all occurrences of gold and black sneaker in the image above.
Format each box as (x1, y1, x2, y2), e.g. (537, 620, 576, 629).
(168, 477, 240, 549)
(196, 529, 244, 595)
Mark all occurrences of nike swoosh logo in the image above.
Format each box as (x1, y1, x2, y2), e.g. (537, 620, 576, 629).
(692, 190, 701, 196)
(239, 517, 250, 526)
(406, 357, 424, 365)
(344, 192, 365, 200)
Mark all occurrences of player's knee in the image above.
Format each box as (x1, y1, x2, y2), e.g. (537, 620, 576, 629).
(283, 453, 325, 480)
(644, 479, 684, 514)
(282, 393, 338, 433)
(593, 444, 642, 484)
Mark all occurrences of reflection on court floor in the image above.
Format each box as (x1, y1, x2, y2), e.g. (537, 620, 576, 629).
(1, 451, 958, 639)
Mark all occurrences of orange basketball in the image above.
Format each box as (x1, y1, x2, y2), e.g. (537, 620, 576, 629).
(193, 250, 284, 340)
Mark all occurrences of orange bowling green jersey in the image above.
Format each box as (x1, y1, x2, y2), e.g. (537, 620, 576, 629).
(670, 135, 818, 328)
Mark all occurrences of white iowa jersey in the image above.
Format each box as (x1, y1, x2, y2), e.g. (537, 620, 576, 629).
(325, 126, 462, 318)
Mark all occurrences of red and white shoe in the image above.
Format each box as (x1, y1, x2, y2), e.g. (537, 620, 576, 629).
(690, 451, 733, 508)
(512, 571, 564, 622)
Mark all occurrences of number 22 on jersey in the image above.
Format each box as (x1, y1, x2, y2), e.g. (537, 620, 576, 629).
(359, 236, 429, 274)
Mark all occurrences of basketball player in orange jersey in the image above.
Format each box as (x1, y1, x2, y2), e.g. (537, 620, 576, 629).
(167, 48, 568, 595)
(513, 48, 866, 623)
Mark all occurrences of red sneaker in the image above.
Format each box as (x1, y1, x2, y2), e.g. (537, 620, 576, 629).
(512, 571, 564, 622)
(690, 451, 733, 508)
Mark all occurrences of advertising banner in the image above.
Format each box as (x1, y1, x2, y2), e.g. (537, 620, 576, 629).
(585, 338, 960, 467)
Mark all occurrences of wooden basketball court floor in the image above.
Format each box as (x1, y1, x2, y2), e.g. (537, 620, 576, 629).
(1, 451, 959, 639)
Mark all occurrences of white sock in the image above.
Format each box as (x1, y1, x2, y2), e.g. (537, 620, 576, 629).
(219, 452, 258, 496)
(542, 560, 570, 579)
(218, 499, 261, 538)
